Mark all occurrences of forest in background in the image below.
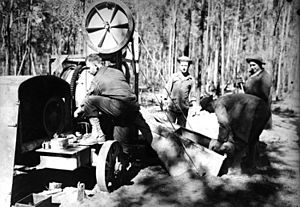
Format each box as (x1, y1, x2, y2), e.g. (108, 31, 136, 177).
(0, 0, 299, 101)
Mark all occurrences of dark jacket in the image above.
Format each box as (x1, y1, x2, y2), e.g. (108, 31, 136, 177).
(87, 66, 138, 104)
(84, 66, 140, 113)
(213, 93, 271, 144)
(244, 69, 272, 103)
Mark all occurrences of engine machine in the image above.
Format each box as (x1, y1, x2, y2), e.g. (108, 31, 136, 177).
(49, 0, 142, 193)
(0, 1, 226, 206)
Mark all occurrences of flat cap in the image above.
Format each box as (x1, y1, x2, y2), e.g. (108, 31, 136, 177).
(246, 55, 265, 65)
(177, 56, 193, 63)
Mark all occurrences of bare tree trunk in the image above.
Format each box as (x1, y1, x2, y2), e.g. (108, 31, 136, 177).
(225, 31, 232, 83)
(213, 41, 219, 90)
(172, 0, 179, 73)
(168, 26, 173, 77)
(284, 3, 291, 93)
(5, 0, 14, 75)
(187, 0, 194, 57)
(168, 0, 179, 75)
(201, 0, 210, 96)
(233, 0, 240, 85)
(30, 52, 36, 76)
(251, 17, 256, 53)
(276, 2, 288, 100)
(208, 0, 214, 83)
(220, 0, 225, 95)
(294, 1, 300, 103)
(17, 0, 32, 75)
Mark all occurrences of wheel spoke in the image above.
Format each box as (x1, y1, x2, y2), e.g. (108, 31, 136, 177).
(98, 30, 108, 47)
(109, 31, 119, 45)
(109, 4, 119, 24)
(94, 7, 106, 24)
(110, 23, 129, 29)
(86, 26, 105, 33)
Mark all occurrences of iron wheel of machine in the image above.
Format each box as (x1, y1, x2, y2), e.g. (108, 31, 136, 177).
(70, 65, 87, 101)
(60, 64, 76, 83)
(43, 96, 65, 137)
(83, 0, 134, 54)
(96, 140, 127, 192)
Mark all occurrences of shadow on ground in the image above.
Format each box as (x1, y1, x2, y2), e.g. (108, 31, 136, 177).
(97, 111, 299, 207)
(12, 110, 299, 207)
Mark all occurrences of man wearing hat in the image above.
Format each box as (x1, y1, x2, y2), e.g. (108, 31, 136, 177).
(244, 55, 272, 129)
(244, 55, 272, 103)
(200, 93, 271, 173)
(164, 55, 196, 127)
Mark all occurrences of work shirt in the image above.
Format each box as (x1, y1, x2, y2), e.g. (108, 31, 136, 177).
(244, 69, 272, 103)
(213, 93, 271, 144)
(83, 66, 139, 113)
(166, 72, 196, 112)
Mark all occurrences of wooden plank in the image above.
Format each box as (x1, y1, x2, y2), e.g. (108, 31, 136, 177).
(0, 76, 33, 207)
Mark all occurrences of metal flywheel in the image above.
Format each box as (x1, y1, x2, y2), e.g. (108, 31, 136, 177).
(83, 0, 135, 54)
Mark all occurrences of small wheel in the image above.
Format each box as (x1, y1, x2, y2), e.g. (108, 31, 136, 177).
(83, 0, 134, 54)
(96, 140, 126, 192)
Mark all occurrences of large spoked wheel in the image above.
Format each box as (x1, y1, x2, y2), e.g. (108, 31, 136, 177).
(96, 140, 127, 192)
(83, 0, 134, 54)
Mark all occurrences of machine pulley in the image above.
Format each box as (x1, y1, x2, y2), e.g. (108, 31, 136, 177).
(83, 0, 135, 55)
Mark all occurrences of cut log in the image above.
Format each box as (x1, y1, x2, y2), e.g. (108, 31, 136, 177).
(140, 108, 226, 177)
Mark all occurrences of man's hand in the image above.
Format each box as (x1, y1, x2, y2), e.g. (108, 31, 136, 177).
(209, 139, 222, 152)
(189, 102, 201, 117)
(220, 141, 235, 157)
(159, 96, 168, 111)
(74, 106, 84, 118)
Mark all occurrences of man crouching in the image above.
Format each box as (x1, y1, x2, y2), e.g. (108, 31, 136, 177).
(200, 94, 271, 174)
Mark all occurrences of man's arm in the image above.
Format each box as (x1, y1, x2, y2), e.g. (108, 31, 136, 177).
(189, 77, 197, 106)
(74, 80, 97, 117)
(215, 104, 234, 143)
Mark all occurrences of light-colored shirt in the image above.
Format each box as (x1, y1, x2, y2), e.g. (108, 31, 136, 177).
(165, 72, 196, 112)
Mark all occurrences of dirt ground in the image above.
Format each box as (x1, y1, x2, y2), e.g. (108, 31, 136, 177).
(58, 99, 300, 207)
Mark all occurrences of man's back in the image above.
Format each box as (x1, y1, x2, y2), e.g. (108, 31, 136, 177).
(215, 93, 271, 143)
(91, 66, 137, 103)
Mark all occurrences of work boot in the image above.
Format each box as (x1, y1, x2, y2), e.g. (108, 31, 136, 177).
(80, 117, 105, 145)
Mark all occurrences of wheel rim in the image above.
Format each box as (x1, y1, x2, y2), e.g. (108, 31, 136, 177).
(83, 0, 134, 54)
(96, 140, 125, 192)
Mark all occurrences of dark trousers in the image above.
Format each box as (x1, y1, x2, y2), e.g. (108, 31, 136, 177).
(83, 95, 152, 153)
(83, 95, 128, 118)
(245, 101, 271, 167)
(166, 109, 188, 127)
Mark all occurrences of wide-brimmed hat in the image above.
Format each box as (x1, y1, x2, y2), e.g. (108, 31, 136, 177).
(177, 56, 193, 63)
(200, 95, 213, 111)
(246, 55, 266, 65)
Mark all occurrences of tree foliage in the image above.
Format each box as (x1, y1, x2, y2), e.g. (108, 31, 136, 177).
(0, 0, 299, 100)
